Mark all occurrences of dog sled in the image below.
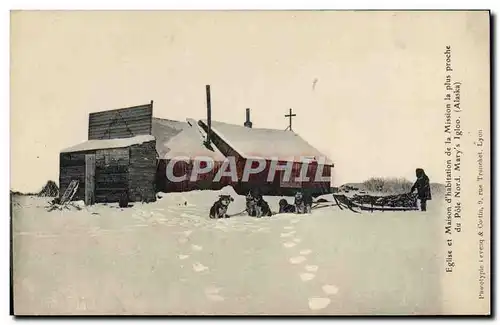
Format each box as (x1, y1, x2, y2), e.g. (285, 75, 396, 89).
(46, 180, 80, 211)
(332, 192, 419, 213)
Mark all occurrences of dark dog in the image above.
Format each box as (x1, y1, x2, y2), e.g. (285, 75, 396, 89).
(254, 195, 273, 217)
(246, 191, 272, 217)
(209, 195, 234, 219)
(294, 191, 312, 214)
(279, 198, 296, 213)
(246, 192, 257, 217)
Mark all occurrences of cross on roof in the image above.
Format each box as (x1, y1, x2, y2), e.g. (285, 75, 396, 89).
(285, 108, 297, 131)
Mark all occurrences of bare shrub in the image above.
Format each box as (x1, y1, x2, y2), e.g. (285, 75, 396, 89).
(363, 177, 413, 194)
(363, 177, 386, 192)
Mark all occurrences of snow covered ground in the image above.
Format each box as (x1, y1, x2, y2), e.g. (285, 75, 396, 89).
(12, 187, 444, 315)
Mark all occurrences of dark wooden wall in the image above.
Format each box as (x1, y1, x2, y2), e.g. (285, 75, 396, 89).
(95, 148, 130, 203)
(88, 103, 153, 140)
(197, 120, 331, 196)
(60, 142, 158, 204)
(128, 140, 157, 202)
(59, 152, 88, 201)
(156, 159, 227, 193)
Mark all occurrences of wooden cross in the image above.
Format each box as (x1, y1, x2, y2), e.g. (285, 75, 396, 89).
(285, 108, 297, 131)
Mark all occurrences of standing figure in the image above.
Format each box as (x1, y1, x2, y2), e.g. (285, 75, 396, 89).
(410, 168, 432, 211)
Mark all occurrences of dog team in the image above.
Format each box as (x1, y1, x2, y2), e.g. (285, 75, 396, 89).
(209, 189, 313, 219)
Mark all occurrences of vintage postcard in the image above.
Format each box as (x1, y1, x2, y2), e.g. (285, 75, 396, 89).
(10, 10, 490, 315)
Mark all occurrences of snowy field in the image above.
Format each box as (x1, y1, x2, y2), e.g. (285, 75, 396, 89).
(12, 187, 444, 315)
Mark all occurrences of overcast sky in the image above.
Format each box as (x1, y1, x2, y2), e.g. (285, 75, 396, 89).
(11, 11, 488, 192)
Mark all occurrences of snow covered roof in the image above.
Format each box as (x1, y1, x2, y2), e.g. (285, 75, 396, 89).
(61, 135, 156, 153)
(200, 120, 334, 165)
(152, 118, 225, 161)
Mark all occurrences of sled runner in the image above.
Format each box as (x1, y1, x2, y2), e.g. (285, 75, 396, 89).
(46, 180, 80, 211)
(333, 193, 419, 213)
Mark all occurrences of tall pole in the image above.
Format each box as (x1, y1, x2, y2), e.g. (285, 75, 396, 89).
(206, 85, 211, 145)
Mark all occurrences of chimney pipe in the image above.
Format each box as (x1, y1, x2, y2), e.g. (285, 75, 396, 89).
(244, 108, 253, 128)
(206, 85, 211, 145)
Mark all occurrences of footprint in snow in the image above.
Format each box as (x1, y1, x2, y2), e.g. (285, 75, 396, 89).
(293, 238, 302, 243)
(183, 230, 193, 237)
(299, 273, 316, 282)
(192, 262, 209, 272)
(305, 265, 319, 272)
(178, 254, 189, 260)
(289, 256, 307, 264)
(308, 297, 331, 310)
(280, 231, 296, 238)
(299, 249, 312, 256)
(283, 226, 294, 230)
(290, 219, 300, 224)
(204, 287, 225, 302)
(322, 284, 339, 295)
(283, 242, 297, 248)
(191, 244, 203, 251)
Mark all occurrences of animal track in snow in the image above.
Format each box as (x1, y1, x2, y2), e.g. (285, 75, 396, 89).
(191, 244, 203, 251)
(204, 286, 224, 301)
(289, 256, 307, 264)
(192, 262, 209, 272)
(280, 231, 296, 238)
(308, 297, 331, 310)
(299, 273, 316, 282)
(283, 242, 297, 248)
(322, 284, 339, 295)
(305, 265, 319, 272)
(299, 249, 312, 256)
(204, 286, 221, 294)
(178, 254, 189, 260)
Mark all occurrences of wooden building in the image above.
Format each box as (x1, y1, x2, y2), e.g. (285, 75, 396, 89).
(198, 119, 333, 196)
(59, 98, 333, 204)
(60, 103, 157, 204)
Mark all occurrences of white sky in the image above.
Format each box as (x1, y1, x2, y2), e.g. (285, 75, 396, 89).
(10, 10, 489, 192)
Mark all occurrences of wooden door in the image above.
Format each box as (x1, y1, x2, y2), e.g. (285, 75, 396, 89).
(85, 154, 96, 205)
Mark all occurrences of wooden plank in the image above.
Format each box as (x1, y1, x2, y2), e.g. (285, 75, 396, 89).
(88, 104, 152, 140)
(89, 124, 151, 132)
(89, 125, 151, 135)
(88, 116, 153, 127)
(85, 154, 96, 205)
(60, 153, 86, 161)
(95, 173, 129, 181)
(89, 104, 152, 119)
(60, 180, 79, 204)
(95, 149, 129, 167)
(96, 165, 128, 174)
(128, 140, 156, 202)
